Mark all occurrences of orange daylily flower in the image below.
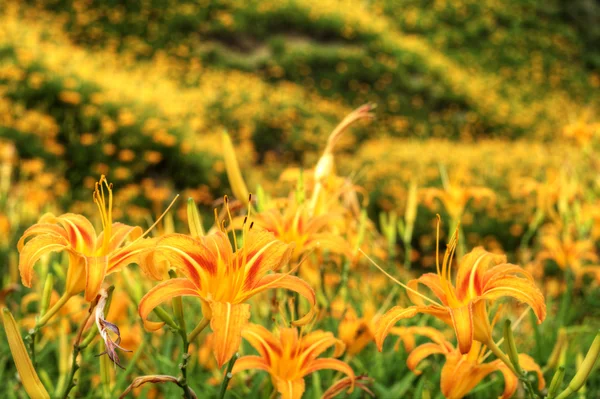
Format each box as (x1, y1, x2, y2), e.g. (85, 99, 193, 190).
(537, 224, 600, 285)
(258, 196, 350, 260)
(232, 324, 354, 399)
(404, 327, 545, 399)
(422, 181, 495, 222)
(18, 176, 149, 301)
(373, 222, 546, 354)
(338, 302, 378, 356)
(138, 222, 316, 367)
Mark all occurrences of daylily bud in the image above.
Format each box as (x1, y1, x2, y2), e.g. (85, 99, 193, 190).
(404, 179, 418, 242)
(503, 319, 523, 375)
(547, 366, 565, 399)
(1, 308, 50, 399)
(548, 328, 568, 369)
(555, 331, 600, 399)
(222, 131, 249, 205)
(314, 153, 334, 183)
(187, 198, 205, 238)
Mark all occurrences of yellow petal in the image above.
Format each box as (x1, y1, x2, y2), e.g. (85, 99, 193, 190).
(138, 278, 200, 331)
(209, 301, 251, 368)
(482, 276, 547, 323)
(374, 306, 423, 351)
(84, 256, 107, 302)
(1, 308, 50, 399)
(19, 233, 69, 288)
(304, 358, 355, 382)
(449, 304, 474, 354)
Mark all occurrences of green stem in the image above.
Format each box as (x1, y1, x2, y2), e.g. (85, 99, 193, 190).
(218, 353, 239, 399)
(486, 339, 518, 375)
(59, 300, 98, 399)
(187, 318, 209, 344)
(27, 292, 72, 364)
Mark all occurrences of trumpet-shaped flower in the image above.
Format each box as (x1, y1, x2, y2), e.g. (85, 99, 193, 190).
(138, 219, 316, 367)
(258, 197, 350, 261)
(18, 176, 148, 301)
(232, 324, 354, 399)
(422, 181, 495, 222)
(373, 222, 546, 354)
(537, 224, 600, 285)
(403, 327, 544, 399)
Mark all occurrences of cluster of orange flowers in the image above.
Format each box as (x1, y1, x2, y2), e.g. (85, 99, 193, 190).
(7, 105, 597, 399)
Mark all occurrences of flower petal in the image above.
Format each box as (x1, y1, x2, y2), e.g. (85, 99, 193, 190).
(138, 278, 200, 331)
(230, 355, 270, 375)
(275, 378, 305, 399)
(99, 223, 142, 254)
(449, 304, 474, 354)
(375, 305, 449, 351)
(240, 324, 282, 363)
(210, 301, 251, 368)
(239, 229, 293, 288)
(17, 222, 67, 251)
(482, 275, 547, 323)
(298, 330, 344, 365)
(406, 343, 447, 374)
(322, 376, 374, 399)
(84, 256, 107, 302)
(455, 247, 506, 298)
(407, 274, 448, 306)
(303, 358, 355, 381)
(519, 354, 546, 390)
(240, 273, 316, 318)
(42, 213, 96, 253)
(19, 233, 69, 287)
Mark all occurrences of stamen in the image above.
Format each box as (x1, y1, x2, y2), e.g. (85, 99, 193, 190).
(224, 195, 238, 252)
(359, 249, 442, 306)
(133, 194, 180, 242)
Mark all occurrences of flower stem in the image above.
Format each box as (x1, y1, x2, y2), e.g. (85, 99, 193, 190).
(59, 298, 99, 399)
(187, 317, 209, 343)
(27, 292, 72, 365)
(485, 338, 518, 375)
(218, 353, 239, 399)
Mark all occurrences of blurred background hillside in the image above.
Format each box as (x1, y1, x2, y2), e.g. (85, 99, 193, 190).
(1, 0, 599, 260)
